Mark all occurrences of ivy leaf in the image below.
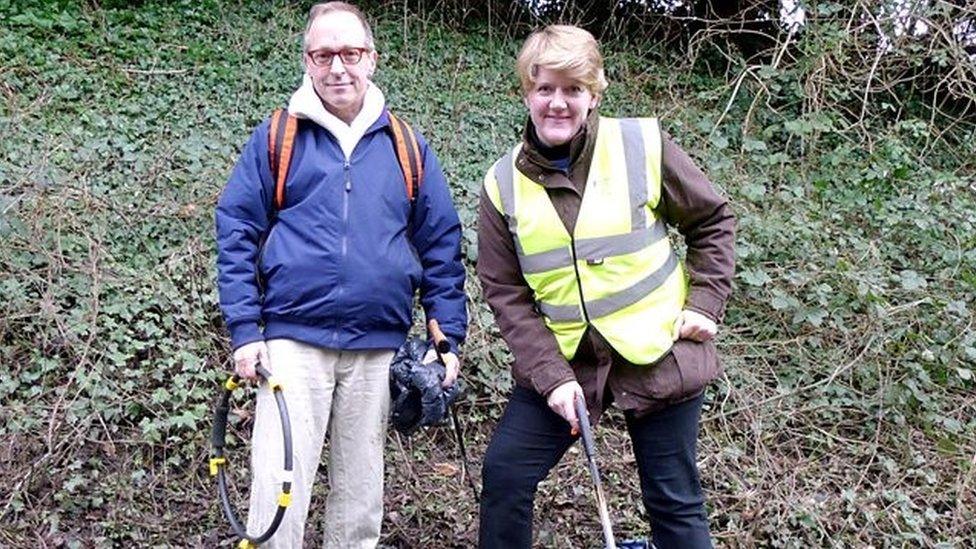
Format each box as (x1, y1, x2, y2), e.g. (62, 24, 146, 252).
(741, 183, 767, 201)
(899, 270, 927, 290)
(741, 268, 772, 287)
(709, 134, 729, 149)
(946, 300, 968, 315)
(770, 292, 798, 311)
(742, 137, 768, 152)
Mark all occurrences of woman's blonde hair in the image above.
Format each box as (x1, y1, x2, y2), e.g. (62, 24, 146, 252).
(516, 25, 608, 98)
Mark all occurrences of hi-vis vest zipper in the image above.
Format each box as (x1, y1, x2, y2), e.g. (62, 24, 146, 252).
(484, 117, 688, 364)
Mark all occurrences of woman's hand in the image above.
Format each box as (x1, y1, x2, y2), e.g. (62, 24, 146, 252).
(673, 309, 718, 342)
(546, 380, 584, 434)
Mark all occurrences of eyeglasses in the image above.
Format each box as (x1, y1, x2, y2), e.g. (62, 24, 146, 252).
(306, 47, 370, 67)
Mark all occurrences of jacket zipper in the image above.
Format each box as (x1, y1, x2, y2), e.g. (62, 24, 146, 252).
(341, 159, 351, 256)
(332, 159, 352, 347)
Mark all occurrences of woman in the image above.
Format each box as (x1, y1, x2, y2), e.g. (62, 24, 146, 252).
(476, 25, 735, 548)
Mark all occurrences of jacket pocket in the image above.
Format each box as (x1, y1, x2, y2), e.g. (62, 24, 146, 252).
(642, 339, 721, 402)
(671, 339, 722, 399)
(643, 353, 682, 400)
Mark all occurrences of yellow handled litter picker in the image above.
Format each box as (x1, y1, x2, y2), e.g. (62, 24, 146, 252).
(210, 364, 293, 548)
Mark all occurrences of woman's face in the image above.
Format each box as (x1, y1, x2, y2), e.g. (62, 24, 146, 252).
(524, 68, 598, 147)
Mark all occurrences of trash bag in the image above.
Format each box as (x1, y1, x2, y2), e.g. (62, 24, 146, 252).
(389, 337, 463, 436)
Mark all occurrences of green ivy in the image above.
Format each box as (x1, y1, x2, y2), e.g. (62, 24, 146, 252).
(1, 0, 973, 546)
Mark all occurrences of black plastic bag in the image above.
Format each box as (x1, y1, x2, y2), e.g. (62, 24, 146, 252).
(389, 337, 463, 436)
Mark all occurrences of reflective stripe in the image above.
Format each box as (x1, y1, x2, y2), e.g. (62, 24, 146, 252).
(620, 118, 647, 231)
(538, 300, 582, 323)
(588, 252, 679, 318)
(538, 252, 679, 322)
(519, 247, 573, 274)
(575, 220, 667, 262)
(518, 220, 667, 274)
(494, 152, 516, 218)
(493, 151, 522, 254)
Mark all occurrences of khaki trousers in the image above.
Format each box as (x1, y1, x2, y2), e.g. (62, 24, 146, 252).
(246, 339, 393, 548)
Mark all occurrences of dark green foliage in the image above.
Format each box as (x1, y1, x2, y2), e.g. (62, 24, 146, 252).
(1, 0, 974, 547)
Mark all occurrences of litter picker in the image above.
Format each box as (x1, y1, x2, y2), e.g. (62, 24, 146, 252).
(211, 364, 293, 548)
(574, 395, 650, 549)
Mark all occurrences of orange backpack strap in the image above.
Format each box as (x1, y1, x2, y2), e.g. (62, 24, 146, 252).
(268, 109, 298, 211)
(387, 111, 424, 202)
(268, 109, 421, 209)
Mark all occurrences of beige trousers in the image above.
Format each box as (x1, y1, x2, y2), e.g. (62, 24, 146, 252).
(246, 339, 393, 548)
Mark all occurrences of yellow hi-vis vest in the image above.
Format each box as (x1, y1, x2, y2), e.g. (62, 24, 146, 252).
(483, 117, 688, 364)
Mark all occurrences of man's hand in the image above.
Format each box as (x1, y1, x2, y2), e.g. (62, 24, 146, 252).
(546, 380, 584, 434)
(673, 309, 718, 342)
(233, 340, 268, 380)
(423, 349, 460, 388)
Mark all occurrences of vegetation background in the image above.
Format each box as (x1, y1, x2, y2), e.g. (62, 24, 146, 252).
(1, 0, 974, 546)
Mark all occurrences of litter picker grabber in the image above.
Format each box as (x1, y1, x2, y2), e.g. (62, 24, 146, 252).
(211, 364, 293, 548)
(574, 395, 650, 549)
(428, 319, 481, 502)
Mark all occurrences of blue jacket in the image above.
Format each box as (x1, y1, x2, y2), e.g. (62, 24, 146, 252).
(215, 111, 467, 353)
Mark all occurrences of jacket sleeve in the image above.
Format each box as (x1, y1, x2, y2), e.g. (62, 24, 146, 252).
(476, 178, 576, 397)
(656, 130, 737, 322)
(215, 120, 275, 349)
(409, 135, 467, 353)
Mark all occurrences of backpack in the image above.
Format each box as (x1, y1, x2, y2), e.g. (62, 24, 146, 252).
(267, 108, 424, 211)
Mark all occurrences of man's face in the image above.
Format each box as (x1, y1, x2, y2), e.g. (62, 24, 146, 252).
(524, 68, 598, 147)
(304, 11, 377, 123)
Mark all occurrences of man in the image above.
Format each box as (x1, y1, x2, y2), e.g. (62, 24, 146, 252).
(215, 3, 466, 547)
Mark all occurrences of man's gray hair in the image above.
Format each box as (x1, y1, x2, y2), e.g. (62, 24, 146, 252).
(303, 2, 375, 50)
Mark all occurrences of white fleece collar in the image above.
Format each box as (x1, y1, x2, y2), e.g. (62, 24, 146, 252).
(287, 74, 386, 160)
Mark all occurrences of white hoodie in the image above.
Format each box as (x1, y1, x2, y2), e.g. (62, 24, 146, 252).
(287, 73, 386, 160)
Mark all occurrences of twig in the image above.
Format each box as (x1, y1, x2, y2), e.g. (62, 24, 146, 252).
(710, 66, 756, 138)
(120, 67, 193, 75)
(707, 334, 878, 422)
(743, 26, 796, 136)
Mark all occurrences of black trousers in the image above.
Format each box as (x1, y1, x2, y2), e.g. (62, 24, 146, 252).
(478, 386, 712, 549)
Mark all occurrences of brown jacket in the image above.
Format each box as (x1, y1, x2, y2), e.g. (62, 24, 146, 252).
(476, 113, 736, 421)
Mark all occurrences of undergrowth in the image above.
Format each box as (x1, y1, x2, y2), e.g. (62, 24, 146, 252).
(1, 0, 973, 547)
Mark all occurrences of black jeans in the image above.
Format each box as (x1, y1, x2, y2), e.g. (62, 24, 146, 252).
(478, 386, 712, 549)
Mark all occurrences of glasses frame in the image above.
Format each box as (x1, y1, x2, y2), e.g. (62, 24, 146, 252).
(306, 47, 371, 68)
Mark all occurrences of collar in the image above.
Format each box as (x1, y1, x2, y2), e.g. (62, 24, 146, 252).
(518, 110, 601, 188)
(287, 74, 386, 159)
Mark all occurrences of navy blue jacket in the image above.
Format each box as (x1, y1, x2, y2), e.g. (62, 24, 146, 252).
(216, 111, 467, 353)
